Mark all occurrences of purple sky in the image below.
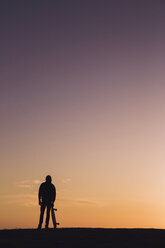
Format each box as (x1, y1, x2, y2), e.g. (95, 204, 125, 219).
(1, 0, 165, 138)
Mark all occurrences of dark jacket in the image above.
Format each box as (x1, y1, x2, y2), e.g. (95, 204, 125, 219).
(38, 182, 56, 205)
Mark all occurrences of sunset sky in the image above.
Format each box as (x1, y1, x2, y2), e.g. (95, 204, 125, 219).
(0, 0, 165, 229)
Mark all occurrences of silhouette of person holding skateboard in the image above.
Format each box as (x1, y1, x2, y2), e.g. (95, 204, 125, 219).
(38, 175, 56, 229)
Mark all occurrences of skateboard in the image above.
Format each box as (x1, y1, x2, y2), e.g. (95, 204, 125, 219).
(51, 207, 60, 228)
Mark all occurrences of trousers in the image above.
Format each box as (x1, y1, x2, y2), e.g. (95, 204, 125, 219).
(38, 203, 51, 228)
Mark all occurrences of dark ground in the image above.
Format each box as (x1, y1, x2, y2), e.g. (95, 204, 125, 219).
(1, 228, 165, 248)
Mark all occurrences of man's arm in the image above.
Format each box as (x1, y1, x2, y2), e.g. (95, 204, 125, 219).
(52, 185, 56, 204)
(38, 184, 42, 205)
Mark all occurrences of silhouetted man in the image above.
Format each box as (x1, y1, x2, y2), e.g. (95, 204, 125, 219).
(38, 175, 56, 229)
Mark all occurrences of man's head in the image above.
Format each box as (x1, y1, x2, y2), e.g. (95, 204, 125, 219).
(45, 175, 52, 183)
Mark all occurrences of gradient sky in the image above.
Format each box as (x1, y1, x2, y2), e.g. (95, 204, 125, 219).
(0, 0, 165, 229)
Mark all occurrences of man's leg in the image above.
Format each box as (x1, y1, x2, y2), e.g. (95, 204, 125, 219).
(45, 204, 51, 228)
(51, 207, 57, 229)
(38, 204, 46, 229)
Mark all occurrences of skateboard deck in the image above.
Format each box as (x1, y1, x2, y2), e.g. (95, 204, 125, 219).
(51, 208, 60, 228)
